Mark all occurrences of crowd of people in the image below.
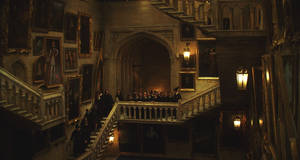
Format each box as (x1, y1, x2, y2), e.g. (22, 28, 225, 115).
(125, 88, 182, 102)
(71, 88, 182, 156)
(71, 89, 114, 157)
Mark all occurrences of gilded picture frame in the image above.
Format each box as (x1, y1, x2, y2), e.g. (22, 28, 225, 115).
(180, 71, 196, 91)
(78, 12, 92, 58)
(63, 48, 78, 73)
(65, 75, 82, 123)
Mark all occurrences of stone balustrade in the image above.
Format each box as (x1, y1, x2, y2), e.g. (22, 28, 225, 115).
(77, 84, 221, 160)
(0, 67, 65, 129)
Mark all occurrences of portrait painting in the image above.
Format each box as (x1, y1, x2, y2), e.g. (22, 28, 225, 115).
(33, 37, 44, 56)
(64, 13, 78, 43)
(32, 56, 46, 83)
(81, 64, 93, 103)
(8, 0, 31, 49)
(79, 14, 92, 57)
(32, 0, 49, 32)
(180, 72, 195, 91)
(66, 76, 81, 121)
(48, 0, 65, 31)
(64, 48, 78, 72)
(93, 31, 103, 51)
(44, 38, 63, 88)
(180, 23, 195, 40)
(198, 40, 218, 77)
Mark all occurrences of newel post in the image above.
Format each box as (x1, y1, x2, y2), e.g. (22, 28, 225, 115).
(40, 93, 46, 121)
(177, 100, 182, 121)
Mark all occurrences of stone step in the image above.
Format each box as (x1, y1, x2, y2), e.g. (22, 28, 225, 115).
(0, 100, 7, 105)
(16, 110, 27, 115)
(177, 15, 195, 20)
(158, 6, 175, 10)
(3, 104, 14, 109)
(23, 113, 33, 118)
(151, 2, 166, 6)
(34, 119, 43, 124)
(9, 106, 21, 112)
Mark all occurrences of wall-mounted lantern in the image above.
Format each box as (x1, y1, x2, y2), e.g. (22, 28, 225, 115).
(259, 117, 264, 127)
(233, 116, 241, 129)
(183, 42, 191, 61)
(109, 136, 114, 143)
(236, 67, 248, 90)
(265, 69, 270, 83)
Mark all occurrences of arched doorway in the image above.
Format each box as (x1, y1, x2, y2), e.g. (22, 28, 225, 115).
(117, 35, 171, 98)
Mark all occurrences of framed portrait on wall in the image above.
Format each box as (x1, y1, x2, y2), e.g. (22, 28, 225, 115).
(78, 13, 92, 57)
(180, 72, 195, 91)
(44, 37, 63, 88)
(64, 48, 78, 73)
(65, 75, 81, 122)
(48, 0, 64, 31)
(81, 64, 93, 103)
(198, 40, 218, 78)
(8, 0, 31, 50)
(180, 23, 195, 40)
(64, 13, 78, 43)
(32, 0, 49, 32)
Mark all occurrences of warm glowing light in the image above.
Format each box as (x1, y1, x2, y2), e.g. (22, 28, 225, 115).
(109, 136, 114, 143)
(183, 51, 190, 61)
(259, 118, 263, 127)
(266, 70, 270, 82)
(236, 68, 248, 90)
(251, 119, 254, 126)
(233, 117, 241, 128)
(183, 42, 191, 61)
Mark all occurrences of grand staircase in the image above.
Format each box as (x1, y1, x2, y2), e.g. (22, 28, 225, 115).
(75, 85, 221, 160)
(0, 67, 65, 130)
(150, 0, 217, 33)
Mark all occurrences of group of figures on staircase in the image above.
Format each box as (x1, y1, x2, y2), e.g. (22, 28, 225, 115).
(71, 89, 114, 157)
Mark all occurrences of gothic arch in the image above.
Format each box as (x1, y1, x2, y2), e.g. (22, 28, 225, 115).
(111, 32, 175, 62)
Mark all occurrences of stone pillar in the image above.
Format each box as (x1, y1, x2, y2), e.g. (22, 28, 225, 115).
(103, 58, 118, 97)
(0, 0, 9, 67)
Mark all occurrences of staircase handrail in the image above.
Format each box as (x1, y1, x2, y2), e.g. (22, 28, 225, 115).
(77, 84, 221, 160)
(181, 84, 220, 105)
(0, 67, 41, 96)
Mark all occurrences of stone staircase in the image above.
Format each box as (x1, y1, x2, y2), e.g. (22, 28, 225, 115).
(0, 67, 65, 130)
(75, 85, 221, 160)
(150, 0, 217, 33)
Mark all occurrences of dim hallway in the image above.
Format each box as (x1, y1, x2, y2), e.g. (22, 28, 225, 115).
(1, 0, 300, 160)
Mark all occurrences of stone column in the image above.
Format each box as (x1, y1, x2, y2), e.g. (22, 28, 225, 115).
(0, 0, 9, 67)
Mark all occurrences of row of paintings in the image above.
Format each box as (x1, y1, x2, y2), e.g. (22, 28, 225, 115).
(180, 41, 218, 77)
(9, 0, 103, 56)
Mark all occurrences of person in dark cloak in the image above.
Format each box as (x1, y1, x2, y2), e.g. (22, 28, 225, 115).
(103, 89, 114, 116)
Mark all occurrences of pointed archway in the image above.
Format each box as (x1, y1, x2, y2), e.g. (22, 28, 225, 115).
(117, 35, 171, 98)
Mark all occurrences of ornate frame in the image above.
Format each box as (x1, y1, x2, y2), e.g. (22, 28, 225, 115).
(65, 75, 82, 123)
(78, 12, 92, 58)
(8, 0, 32, 54)
(179, 71, 196, 91)
(63, 48, 78, 73)
(44, 37, 64, 88)
(64, 12, 78, 43)
(80, 64, 94, 103)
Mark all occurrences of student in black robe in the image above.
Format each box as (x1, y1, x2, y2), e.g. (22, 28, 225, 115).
(71, 125, 81, 157)
(115, 89, 123, 101)
(103, 89, 114, 116)
(173, 87, 182, 102)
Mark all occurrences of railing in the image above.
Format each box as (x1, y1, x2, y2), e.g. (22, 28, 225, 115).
(180, 85, 221, 120)
(76, 85, 221, 160)
(119, 101, 178, 122)
(0, 67, 65, 129)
